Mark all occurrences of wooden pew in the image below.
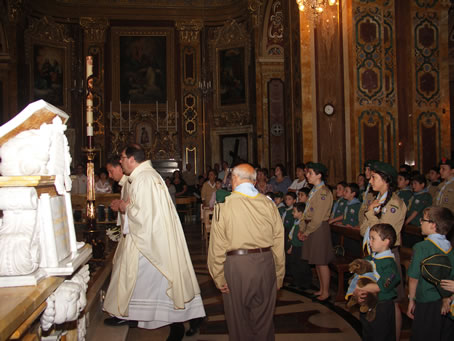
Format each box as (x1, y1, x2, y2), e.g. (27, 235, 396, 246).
(329, 224, 362, 301)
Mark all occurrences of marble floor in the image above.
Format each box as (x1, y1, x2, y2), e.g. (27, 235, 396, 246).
(98, 220, 411, 341)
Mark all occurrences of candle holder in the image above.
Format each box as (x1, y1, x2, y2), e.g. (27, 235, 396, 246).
(198, 77, 213, 172)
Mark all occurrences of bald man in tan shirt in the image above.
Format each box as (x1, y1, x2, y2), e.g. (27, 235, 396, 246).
(208, 163, 285, 341)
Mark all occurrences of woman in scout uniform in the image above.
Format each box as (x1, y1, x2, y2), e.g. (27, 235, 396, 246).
(359, 161, 407, 340)
(434, 158, 454, 214)
(297, 162, 334, 301)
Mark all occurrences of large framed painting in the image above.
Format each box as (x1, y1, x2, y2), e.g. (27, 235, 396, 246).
(25, 17, 72, 112)
(111, 28, 175, 109)
(217, 47, 246, 107)
(32, 44, 65, 106)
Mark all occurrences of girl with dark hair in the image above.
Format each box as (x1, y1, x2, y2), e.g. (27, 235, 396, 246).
(269, 163, 292, 194)
(359, 161, 407, 341)
(297, 162, 334, 301)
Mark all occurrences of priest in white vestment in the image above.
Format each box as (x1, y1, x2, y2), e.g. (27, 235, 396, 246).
(103, 146, 205, 340)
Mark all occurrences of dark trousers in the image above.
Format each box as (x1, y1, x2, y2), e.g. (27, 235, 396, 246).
(223, 251, 277, 341)
(411, 299, 454, 341)
(289, 245, 312, 288)
(360, 300, 395, 341)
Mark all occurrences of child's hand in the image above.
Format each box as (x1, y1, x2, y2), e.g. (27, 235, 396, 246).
(441, 297, 451, 315)
(407, 299, 416, 319)
(352, 288, 367, 303)
(286, 246, 292, 255)
(440, 279, 454, 293)
(368, 199, 381, 212)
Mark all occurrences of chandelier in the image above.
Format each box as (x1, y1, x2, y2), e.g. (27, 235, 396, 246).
(296, 0, 337, 16)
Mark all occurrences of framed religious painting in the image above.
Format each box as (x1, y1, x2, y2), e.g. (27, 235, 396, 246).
(25, 17, 73, 112)
(111, 27, 175, 110)
(220, 133, 248, 166)
(217, 47, 247, 107)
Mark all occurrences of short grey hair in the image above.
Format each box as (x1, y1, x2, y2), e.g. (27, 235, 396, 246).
(232, 165, 257, 182)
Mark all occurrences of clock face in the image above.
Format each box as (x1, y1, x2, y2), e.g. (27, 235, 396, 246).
(324, 104, 334, 116)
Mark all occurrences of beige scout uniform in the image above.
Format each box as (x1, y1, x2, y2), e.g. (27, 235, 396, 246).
(299, 184, 334, 264)
(208, 190, 285, 341)
(359, 193, 406, 247)
(358, 188, 376, 227)
(201, 180, 217, 205)
(434, 178, 454, 214)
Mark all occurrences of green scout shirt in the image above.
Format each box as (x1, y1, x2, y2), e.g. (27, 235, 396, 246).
(332, 198, 347, 219)
(397, 188, 413, 207)
(341, 200, 361, 226)
(290, 220, 303, 247)
(283, 207, 295, 233)
(408, 239, 454, 303)
(406, 190, 432, 226)
(365, 255, 400, 301)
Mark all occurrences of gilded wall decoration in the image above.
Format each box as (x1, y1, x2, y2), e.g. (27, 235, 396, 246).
(25, 16, 73, 113)
(266, 0, 284, 56)
(87, 45, 104, 136)
(80, 17, 109, 43)
(175, 20, 203, 44)
(355, 6, 384, 105)
(383, 8, 396, 106)
(358, 110, 396, 170)
(7, 0, 23, 22)
(414, 12, 440, 107)
(416, 111, 441, 171)
(183, 93, 198, 135)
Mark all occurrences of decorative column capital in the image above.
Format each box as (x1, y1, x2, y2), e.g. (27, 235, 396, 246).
(175, 20, 203, 44)
(248, 0, 263, 27)
(7, 0, 24, 23)
(80, 17, 109, 43)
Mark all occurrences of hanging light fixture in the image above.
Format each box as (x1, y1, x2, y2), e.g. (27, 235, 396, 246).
(296, 0, 337, 18)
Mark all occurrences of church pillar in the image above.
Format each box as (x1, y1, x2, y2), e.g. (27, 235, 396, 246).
(175, 20, 203, 175)
(80, 17, 109, 164)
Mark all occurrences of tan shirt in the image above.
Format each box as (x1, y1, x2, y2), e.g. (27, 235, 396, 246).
(359, 193, 406, 246)
(434, 179, 454, 214)
(207, 191, 285, 289)
(299, 184, 333, 236)
(358, 190, 376, 227)
(201, 180, 217, 205)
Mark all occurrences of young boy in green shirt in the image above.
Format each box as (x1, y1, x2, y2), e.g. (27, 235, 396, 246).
(351, 223, 401, 341)
(407, 206, 454, 341)
(329, 181, 348, 223)
(405, 174, 432, 226)
(397, 171, 413, 207)
(341, 183, 362, 227)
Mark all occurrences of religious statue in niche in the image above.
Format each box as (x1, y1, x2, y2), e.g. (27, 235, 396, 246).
(119, 36, 167, 103)
(135, 122, 152, 147)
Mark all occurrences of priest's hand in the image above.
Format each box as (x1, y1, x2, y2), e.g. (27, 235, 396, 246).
(110, 199, 122, 212)
(220, 283, 230, 294)
(118, 199, 130, 213)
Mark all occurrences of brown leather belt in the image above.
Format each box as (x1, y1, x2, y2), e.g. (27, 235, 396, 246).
(226, 247, 271, 256)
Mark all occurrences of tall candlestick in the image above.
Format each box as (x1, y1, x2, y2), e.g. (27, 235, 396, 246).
(120, 101, 122, 131)
(156, 100, 158, 130)
(128, 100, 131, 132)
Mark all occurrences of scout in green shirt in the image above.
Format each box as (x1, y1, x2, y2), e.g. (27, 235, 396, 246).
(330, 181, 348, 222)
(341, 183, 362, 227)
(405, 174, 432, 227)
(351, 223, 400, 340)
(282, 192, 297, 250)
(407, 206, 454, 340)
(397, 171, 413, 207)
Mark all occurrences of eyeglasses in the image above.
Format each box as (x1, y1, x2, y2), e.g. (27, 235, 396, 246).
(420, 218, 433, 224)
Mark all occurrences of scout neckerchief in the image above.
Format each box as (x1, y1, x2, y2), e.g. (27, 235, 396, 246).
(436, 177, 454, 205)
(407, 188, 428, 211)
(282, 206, 293, 222)
(233, 182, 259, 197)
(362, 191, 388, 255)
(345, 258, 381, 300)
(425, 233, 452, 253)
(303, 181, 324, 216)
(343, 198, 361, 221)
(288, 219, 300, 240)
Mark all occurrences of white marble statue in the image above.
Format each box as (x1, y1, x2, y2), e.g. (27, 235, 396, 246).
(0, 188, 40, 276)
(41, 264, 90, 337)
